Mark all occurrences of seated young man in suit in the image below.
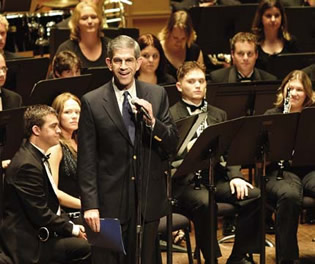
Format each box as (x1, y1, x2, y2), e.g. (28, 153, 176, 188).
(170, 61, 261, 264)
(209, 32, 277, 83)
(1, 105, 91, 264)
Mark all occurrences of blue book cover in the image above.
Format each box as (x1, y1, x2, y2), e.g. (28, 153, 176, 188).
(85, 218, 126, 254)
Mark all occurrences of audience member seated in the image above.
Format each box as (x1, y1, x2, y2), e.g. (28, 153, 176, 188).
(264, 70, 315, 264)
(0, 105, 91, 264)
(302, 63, 315, 82)
(136, 33, 176, 85)
(209, 32, 277, 83)
(51, 50, 81, 78)
(48, 93, 83, 226)
(158, 10, 204, 80)
(0, 15, 25, 60)
(251, 0, 298, 71)
(170, 61, 261, 264)
(56, 1, 109, 69)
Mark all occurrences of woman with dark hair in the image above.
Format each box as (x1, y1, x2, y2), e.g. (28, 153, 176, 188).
(251, 0, 298, 71)
(137, 33, 176, 85)
(158, 10, 204, 80)
(56, 1, 108, 69)
(265, 70, 315, 264)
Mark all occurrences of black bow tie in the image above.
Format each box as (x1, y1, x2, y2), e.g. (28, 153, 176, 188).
(237, 72, 254, 82)
(42, 153, 51, 163)
(182, 100, 204, 112)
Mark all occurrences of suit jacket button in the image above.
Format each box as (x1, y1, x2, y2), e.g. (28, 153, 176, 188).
(131, 177, 135, 180)
(133, 155, 137, 160)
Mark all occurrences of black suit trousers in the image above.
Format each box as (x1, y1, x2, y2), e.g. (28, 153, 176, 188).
(173, 179, 261, 261)
(266, 169, 315, 261)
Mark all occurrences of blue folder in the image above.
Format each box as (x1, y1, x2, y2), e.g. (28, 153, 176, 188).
(85, 218, 126, 254)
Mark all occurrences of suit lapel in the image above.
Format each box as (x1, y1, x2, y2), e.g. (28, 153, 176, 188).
(25, 141, 60, 211)
(228, 66, 238, 83)
(102, 82, 133, 145)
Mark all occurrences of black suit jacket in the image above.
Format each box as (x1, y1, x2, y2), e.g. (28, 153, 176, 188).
(170, 100, 243, 186)
(209, 65, 277, 83)
(1, 141, 74, 264)
(1, 88, 22, 110)
(77, 80, 178, 223)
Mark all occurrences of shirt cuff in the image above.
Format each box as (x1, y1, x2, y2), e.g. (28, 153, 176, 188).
(71, 223, 80, 236)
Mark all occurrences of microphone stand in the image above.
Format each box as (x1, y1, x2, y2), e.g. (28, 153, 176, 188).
(134, 111, 145, 264)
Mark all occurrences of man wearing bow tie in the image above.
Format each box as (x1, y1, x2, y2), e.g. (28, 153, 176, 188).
(209, 32, 276, 83)
(170, 61, 261, 264)
(0, 52, 22, 111)
(0, 105, 91, 264)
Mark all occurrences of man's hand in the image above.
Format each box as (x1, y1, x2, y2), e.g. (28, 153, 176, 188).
(229, 178, 254, 200)
(131, 98, 156, 126)
(77, 225, 87, 240)
(84, 209, 100, 232)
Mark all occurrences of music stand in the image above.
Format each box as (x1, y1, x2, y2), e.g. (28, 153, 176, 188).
(0, 107, 26, 221)
(29, 75, 92, 105)
(227, 113, 299, 264)
(267, 52, 315, 79)
(292, 107, 315, 166)
(81, 67, 113, 90)
(174, 117, 244, 264)
(163, 84, 180, 107)
(1, 0, 31, 12)
(6, 57, 50, 105)
(206, 81, 281, 119)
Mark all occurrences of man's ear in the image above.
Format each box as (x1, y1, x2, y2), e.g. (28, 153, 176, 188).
(106, 58, 112, 71)
(136, 56, 143, 71)
(176, 81, 182, 93)
(32, 125, 41, 136)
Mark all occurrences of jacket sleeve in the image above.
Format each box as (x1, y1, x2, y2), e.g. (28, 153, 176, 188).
(77, 96, 99, 212)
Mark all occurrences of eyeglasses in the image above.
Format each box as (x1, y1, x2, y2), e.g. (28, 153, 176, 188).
(0, 66, 8, 74)
(112, 57, 136, 66)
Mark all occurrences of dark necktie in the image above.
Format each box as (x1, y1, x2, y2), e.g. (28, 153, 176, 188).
(122, 91, 135, 143)
(182, 99, 205, 112)
(237, 72, 254, 82)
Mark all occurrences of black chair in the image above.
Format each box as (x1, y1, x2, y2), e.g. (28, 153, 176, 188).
(158, 213, 194, 264)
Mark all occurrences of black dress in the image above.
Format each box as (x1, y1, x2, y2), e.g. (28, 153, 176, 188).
(58, 143, 80, 213)
(165, 43, 202, 80)
(256, 37, 298, 71)
(56, 37, 109, 69)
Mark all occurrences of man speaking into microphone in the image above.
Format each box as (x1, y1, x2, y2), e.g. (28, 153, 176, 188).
(77, 35, 178, 264)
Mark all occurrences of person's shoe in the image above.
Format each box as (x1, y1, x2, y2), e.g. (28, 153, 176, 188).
(205, 259, 218, 264)
(226, 256, 255, 264)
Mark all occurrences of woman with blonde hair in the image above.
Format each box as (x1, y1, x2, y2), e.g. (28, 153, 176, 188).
(56, 1, 109, 69)
(251, 0, 298, 71)
(264, 70, 315, 264)
(158, 10, 204, 80)
(49, 92, 82, 224)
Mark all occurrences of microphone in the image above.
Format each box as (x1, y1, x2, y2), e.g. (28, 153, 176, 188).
(130, 98, 152, 121)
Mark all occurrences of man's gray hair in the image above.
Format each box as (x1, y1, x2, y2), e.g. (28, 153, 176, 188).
(107, 35, 140, 60)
